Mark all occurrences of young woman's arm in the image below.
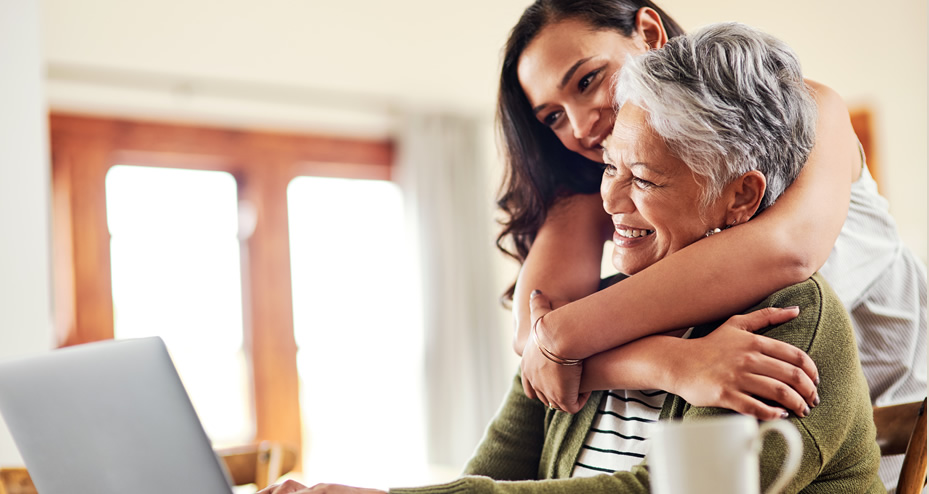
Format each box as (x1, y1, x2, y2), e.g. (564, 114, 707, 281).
(579, 308, 818, 420)
(518, 81, 858, 412)
(532, 81, 859, 358)
(511, 192, 612, 356)
(524, 290, 819, 416)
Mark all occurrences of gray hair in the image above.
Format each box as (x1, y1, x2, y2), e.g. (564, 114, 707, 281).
(614, 22, 817, 213)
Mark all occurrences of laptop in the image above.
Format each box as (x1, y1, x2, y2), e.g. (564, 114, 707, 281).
(0, 337, 235, 493)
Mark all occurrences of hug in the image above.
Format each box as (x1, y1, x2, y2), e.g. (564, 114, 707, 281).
(260, 14, 907, 494)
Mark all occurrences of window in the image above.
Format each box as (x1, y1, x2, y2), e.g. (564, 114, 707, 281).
(288, 177, 427, 487)
(105, 165, 252, 446)
(50, 114, 393, 462)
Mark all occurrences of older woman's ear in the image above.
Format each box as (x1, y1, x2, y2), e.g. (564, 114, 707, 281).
(725, 170, 767, 225)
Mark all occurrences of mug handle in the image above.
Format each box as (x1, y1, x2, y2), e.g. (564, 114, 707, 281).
(759, 420, 803, 494)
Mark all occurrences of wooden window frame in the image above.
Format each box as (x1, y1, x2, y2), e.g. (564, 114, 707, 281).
(849, 107, 880, 192)
(50, 113, 393, 461)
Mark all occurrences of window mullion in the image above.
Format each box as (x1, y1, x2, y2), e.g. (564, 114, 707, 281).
(240, 153, 302, 460)
(52, 125, 115, 346)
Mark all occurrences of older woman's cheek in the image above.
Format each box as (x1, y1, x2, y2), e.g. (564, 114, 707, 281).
(601, 176, 617, 214)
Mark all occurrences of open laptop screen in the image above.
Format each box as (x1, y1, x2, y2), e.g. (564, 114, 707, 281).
(0, 337, 233, 494)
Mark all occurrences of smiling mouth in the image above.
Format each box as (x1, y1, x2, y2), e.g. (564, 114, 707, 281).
(616, 228, 654, 239)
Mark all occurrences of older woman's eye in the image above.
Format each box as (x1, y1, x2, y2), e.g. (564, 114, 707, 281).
(633, 177, 656, 189)
(542, 110, 563, 127)
(603, 163, 618, 177)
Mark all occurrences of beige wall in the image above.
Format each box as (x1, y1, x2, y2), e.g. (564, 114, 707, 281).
(42, 0, 927, 261)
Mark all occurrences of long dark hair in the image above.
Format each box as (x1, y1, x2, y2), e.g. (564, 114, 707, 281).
(496, 0, 685, 303)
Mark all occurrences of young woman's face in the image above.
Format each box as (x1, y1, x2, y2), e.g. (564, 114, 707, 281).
(517, 18, 648, 164)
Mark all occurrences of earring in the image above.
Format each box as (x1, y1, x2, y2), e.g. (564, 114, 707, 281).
(706, 218, 740, 237)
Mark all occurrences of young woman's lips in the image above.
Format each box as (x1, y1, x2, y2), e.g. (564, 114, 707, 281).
(586, 136, 609, 162)
(588, 130, 611, 151)
(612, 226, 655, 246)
(588, 113, 615, 149)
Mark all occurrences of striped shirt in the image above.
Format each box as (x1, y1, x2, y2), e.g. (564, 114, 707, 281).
(571, 388, 666, 477)
(571, 331, 690, 478)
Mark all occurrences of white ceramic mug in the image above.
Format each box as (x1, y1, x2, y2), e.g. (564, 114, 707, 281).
(649, 415, 802, 494)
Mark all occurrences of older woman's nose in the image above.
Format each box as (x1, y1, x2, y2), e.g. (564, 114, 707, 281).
(601, 177, 633, 214)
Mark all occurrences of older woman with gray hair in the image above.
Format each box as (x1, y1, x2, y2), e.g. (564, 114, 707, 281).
(259, 22, 883, 494)
(610, 22, 816, 218)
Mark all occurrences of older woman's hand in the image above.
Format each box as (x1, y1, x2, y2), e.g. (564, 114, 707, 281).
(669, 306, 821, 420)
(521, 290, 590, 414)
(257, 480, 387, 494)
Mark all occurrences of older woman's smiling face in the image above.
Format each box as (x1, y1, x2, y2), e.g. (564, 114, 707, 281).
(601, 104, 726, 275)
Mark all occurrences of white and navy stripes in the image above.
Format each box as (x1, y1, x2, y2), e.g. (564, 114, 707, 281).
(571, 389, 667, 477)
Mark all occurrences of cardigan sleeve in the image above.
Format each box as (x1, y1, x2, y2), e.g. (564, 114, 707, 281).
(388, 468, 651, 494)
(390, 372, 653, 494)
(459, 372, 547, 481)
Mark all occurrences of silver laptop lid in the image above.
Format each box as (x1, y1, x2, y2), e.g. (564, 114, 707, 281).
(0, 337, 233, 493)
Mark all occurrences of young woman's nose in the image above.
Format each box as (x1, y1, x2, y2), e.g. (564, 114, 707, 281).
(565, 105, 598, 141)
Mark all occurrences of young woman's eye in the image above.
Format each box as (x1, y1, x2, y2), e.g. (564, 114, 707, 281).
(542, 110, 563, 127)
(578, 69, 601, 92)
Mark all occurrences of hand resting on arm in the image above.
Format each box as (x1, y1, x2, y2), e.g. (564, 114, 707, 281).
(523, 290, 819, 419)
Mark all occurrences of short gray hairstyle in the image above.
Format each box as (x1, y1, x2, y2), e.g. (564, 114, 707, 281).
(614, 22, 817, 213)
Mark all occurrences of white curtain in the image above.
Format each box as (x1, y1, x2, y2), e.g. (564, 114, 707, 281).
(395, 112, 510, 471)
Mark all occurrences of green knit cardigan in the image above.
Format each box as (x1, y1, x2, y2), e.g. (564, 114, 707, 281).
(391, 274, 884, 494)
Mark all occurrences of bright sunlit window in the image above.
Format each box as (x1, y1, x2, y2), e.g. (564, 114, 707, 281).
(288, 176, 427, 490)
(105, 165, 253, 447)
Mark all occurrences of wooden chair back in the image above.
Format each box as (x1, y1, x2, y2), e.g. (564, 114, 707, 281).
(217, 441, 298, 489)
(873, 398, 927, 494)
(0, 469, 36, 494)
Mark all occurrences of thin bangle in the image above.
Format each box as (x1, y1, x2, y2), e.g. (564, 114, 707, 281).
(531, 314, 583, 366)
